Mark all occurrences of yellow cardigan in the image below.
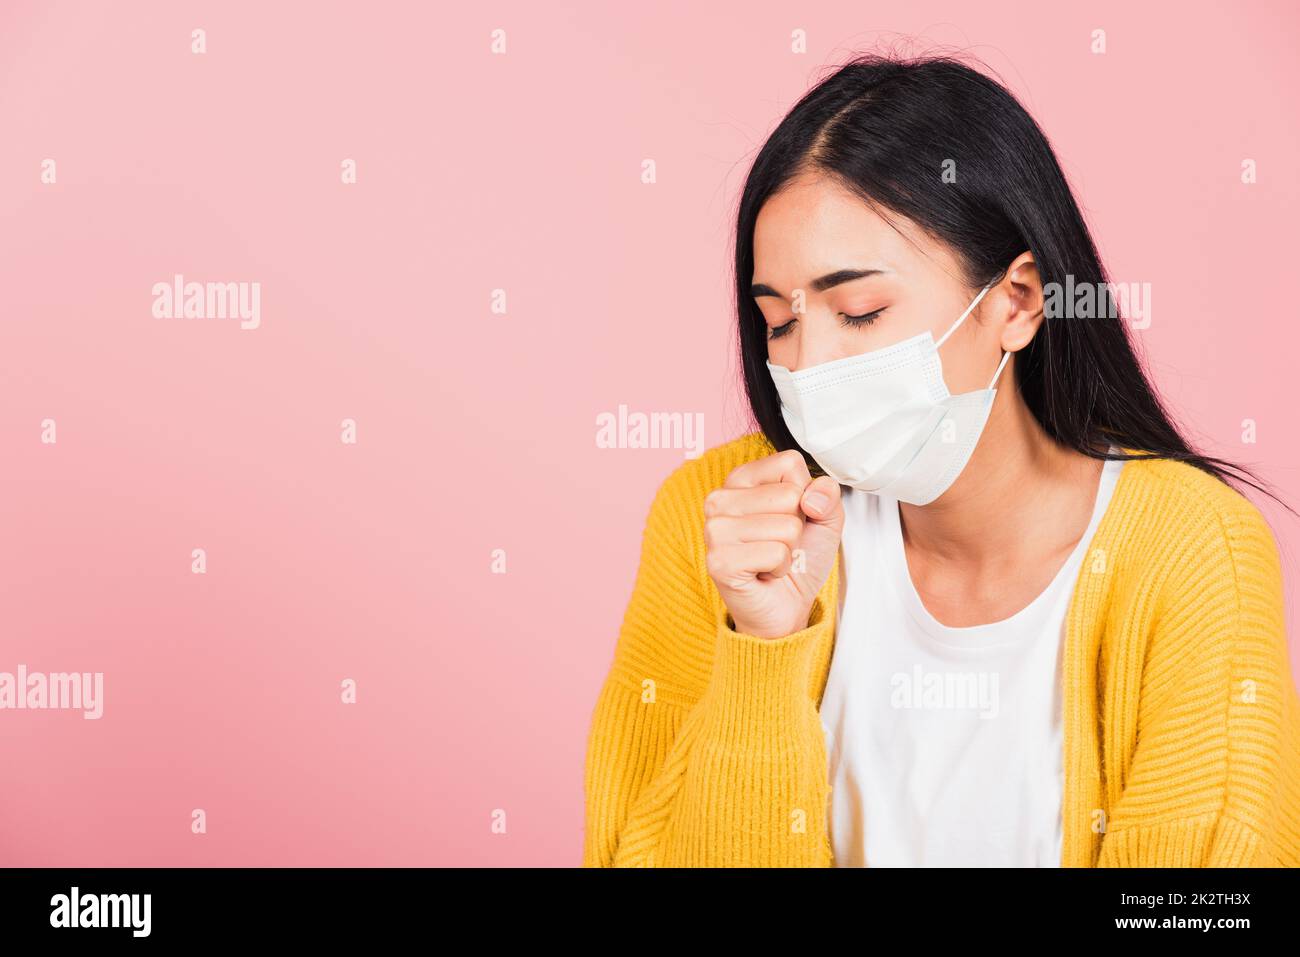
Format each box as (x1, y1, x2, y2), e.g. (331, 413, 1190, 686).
(582, 431, 1300, 867)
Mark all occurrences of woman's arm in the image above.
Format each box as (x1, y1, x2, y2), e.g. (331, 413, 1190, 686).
(582, 451, 837, 867)
(1096, 492, 1300, 867)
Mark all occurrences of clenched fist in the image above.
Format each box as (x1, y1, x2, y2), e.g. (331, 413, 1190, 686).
(703, 448, 845, 639)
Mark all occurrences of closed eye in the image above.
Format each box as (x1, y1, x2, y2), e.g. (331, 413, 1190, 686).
(767, 318, 796, 340)
(767, 308, 885, 341)
(840, 308, 884, 328)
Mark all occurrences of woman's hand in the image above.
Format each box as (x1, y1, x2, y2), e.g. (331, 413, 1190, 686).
(703, 448, 845, 639)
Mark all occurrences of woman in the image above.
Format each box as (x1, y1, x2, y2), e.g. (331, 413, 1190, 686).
(582, 53, 1300, 867)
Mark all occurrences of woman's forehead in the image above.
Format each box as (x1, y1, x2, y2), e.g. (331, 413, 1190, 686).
(753, 184, 950, 289)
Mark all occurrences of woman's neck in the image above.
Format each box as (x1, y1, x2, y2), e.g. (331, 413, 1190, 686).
(897, 396, 1104, 575)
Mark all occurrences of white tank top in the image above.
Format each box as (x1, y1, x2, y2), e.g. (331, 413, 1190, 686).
(820, 454, 1124, 866)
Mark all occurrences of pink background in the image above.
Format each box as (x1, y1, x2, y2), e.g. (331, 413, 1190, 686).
(1, 0, 1298, 866)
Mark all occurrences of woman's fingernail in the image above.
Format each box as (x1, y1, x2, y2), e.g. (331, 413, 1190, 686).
(804, 492, 829, 514)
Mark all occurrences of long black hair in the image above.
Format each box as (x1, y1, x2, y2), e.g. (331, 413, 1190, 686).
(734, 52, 1292, 513)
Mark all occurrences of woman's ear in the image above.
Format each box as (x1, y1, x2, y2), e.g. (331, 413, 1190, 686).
(999, 251, 1044, 352)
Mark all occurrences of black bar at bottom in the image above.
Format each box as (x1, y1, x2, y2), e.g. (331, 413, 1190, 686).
(0, 865, 1293, 942)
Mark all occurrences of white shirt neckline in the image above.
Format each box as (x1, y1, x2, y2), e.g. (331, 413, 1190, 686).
(880, 450, 1126, 653)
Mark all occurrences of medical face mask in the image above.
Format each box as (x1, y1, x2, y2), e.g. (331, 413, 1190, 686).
(765, 282, 1010, 506)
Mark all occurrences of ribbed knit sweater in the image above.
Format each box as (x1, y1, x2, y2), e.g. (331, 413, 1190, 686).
(582, 431, 1300, 867)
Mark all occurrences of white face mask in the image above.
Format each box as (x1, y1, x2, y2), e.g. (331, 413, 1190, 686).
(765, 282, 1009, 506)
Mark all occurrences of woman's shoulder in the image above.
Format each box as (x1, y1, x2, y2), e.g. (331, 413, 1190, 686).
(1115, 449, 1281, 554)
(1109, 449, 1285, 619)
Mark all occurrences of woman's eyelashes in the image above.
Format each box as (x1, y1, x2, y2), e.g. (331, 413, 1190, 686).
(840, 307, 885, 328)
(766, 308, 885, 340)
(767, 318, 797, 340)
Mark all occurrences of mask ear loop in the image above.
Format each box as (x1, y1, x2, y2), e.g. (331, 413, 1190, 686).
(986, 347, 1012, 391)
(934, 281, 995, 350)
(933, 281, 1009, 391)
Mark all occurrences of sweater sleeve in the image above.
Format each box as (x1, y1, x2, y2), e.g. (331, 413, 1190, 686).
(1096, 494, 1300, 867)
(582, 457, 836, 867)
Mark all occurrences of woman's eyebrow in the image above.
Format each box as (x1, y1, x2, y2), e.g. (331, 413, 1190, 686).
(750, 267, 889, 299)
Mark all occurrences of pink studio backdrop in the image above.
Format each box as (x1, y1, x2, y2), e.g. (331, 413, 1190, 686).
(1, 0, 1298, 866)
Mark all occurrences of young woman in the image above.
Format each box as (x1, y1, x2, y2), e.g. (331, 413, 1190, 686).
(582, 54, 1300, 867)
